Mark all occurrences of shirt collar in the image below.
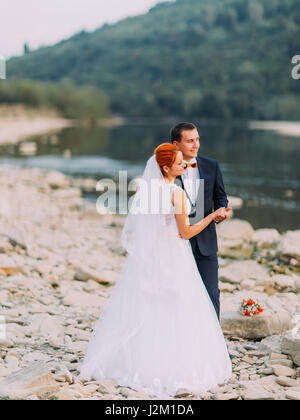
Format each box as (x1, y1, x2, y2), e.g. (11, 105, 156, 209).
(184, 157, 197, 164)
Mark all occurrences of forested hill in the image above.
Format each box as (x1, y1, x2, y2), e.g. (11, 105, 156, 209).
(7, 0, 300, 120)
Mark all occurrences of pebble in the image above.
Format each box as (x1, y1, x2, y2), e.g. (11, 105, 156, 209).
(276, 376, 300, 387)
(272, 365, 296, 377)
(285, 390, 300, 400)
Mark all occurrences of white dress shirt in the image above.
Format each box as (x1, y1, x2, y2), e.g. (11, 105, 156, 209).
(182, 157, 200, 206)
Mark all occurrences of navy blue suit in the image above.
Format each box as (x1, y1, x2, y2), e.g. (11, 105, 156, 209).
(175, 156, 228, 320)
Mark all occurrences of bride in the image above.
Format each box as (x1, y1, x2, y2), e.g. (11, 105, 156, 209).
(78, 143, 232, 397)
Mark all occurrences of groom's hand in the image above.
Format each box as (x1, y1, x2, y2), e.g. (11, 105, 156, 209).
(213, 207, 232, 223)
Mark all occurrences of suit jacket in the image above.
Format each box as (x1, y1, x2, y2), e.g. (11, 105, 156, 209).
(174, 155, 228, 256)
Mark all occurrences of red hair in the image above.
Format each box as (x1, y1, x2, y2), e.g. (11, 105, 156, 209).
(154, 143, 181, 175)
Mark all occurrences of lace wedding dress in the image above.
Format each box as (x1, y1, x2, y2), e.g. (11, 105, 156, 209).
(78, 156, 232, 397)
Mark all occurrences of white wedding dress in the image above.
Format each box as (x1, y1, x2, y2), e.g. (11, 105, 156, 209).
(78, 178, 232, 397)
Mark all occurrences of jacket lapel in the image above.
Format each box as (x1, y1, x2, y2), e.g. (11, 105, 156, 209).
(196, 156, 202, 180)
(175, 157, 205, 208)
(195, 156, 204, 204)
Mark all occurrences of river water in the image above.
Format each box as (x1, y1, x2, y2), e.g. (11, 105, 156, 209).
(0, 122, 299, 233)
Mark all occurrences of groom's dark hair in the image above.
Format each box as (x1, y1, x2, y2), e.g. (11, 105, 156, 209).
(170, 122, 196, 143)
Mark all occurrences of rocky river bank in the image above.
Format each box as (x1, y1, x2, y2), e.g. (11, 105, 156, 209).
(0, 164, 299, 400)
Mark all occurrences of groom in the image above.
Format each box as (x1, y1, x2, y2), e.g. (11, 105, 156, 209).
(171, 122, 231, 322)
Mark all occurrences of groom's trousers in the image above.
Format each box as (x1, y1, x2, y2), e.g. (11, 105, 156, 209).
(189, 236, 220, 321)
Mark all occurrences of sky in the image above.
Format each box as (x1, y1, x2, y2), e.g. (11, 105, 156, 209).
(0, 0, 169, 58)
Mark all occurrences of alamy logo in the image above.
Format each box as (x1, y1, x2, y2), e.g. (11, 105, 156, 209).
(291, 55, 300, 80)
(95, 172, 204, 219)
(0, 55, 6, 79)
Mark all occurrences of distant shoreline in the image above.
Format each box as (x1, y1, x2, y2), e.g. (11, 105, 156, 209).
(0, 116, 74, 145)
(0, 104, 75, 145)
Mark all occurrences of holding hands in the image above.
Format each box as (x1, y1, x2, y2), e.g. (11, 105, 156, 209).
(212, 206, 232, 223)
(178, 206, 232, 238)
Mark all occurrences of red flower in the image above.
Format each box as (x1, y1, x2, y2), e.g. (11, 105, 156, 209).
(244, 311, 250, 316)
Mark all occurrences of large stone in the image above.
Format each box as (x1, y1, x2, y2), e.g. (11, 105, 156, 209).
(0, 361, 59, 399)
(218, 239, 254, 259)
(219, 260, 270, 285)
(239, 375, 282, 398)
(271, 274, 300, 293)
(266, 359, 293, 368)
(217, 219, 254, 259)
(243, 389, 275, 400)
(221, 310, 292, 339)
(240, 383, 276, 400)
(253, 229, 281, 250)
(276, 376, 300, 387)
(281, 330, 300, 366)
(217, 219, 254, 241)
(272, 365, 295, 377)
(221, 292, 293, 339)
(285, 390, 300, 400)
(270, 353, 288, 360)
(277, 230, 300, 262)
(257, 335, 283, 354)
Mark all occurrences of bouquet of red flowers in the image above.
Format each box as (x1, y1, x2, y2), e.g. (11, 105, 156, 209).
(240, 298, 264, 316)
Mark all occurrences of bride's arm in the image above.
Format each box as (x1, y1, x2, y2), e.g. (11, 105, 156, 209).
(172, 187, 226, 240)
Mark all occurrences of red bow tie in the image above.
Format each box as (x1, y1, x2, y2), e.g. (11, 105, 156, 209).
(184, 162, 198, 169)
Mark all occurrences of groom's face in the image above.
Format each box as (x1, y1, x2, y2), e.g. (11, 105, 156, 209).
(173, 128, 200, 160)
